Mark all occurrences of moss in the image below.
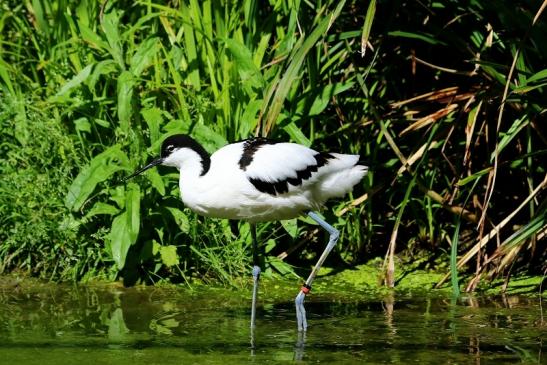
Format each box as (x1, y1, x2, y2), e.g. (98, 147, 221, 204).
(480, 275, 546, 296)
(314, 259, 447, 295)
(271, 257, 546, 299)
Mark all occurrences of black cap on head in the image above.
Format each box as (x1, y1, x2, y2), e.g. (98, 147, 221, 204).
(161, 134, 204, 158)
(124, 134, 211, 182)
(160, 134, 211, 175)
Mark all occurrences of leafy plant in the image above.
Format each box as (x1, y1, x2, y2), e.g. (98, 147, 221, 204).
(0, 0, 545, 290)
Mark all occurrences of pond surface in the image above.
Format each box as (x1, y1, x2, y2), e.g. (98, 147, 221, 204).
(0, 279, 544, 364)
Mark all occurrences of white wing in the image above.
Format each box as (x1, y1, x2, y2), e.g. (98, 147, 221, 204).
(246, 143, 317, 179)
(240, 139, 336, 195)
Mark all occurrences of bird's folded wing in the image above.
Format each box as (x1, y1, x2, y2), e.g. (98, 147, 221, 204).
(244, 143, 320, 181)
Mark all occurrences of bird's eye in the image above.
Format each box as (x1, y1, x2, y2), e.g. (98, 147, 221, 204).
(166, 145, 175, 153)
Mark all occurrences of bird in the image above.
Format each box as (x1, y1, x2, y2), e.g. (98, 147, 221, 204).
(125, 134, 368, 332)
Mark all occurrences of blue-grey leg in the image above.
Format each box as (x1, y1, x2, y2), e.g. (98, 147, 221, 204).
(295, 211, 340, 331)
(250, 224, 260, 331)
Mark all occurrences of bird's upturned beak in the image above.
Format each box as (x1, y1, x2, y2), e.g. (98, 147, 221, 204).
(123, 158, 164, 181)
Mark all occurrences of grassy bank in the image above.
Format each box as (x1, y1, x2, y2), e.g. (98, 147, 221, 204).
(0, 0, 545, 291)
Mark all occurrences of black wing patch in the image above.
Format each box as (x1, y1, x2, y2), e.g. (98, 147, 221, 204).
(249, 152, 334, 196)
(238, 137, 277, 171)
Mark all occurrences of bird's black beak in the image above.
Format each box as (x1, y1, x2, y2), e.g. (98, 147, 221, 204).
(123, 158, 164, 182)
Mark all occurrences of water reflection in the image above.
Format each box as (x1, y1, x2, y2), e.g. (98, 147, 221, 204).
(293, 330, 306, 361)
(0, 281, 544, 364)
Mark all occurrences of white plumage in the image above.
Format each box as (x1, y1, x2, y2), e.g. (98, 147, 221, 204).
(137, 135, 368, 222)
(125, 133, 368, 332)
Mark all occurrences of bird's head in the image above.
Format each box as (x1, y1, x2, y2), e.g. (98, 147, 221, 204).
(124, 134, 211, 181)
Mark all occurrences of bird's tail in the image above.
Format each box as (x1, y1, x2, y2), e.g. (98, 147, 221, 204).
(316, 154, 367, 199)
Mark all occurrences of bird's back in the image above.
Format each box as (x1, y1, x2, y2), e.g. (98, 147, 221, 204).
(182, 138, 367, 222)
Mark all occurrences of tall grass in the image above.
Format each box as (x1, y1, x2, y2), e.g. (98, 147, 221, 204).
(0, 0, 545, 290)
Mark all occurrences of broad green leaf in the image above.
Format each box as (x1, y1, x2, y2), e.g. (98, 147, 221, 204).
(166, 207, 190, 233)
(101, 10, 125, 69)
(65, 145, 130, 211)
(141, 107, 163, 144)
(201, 0, 213, 41)
(191, 124, 229, 151)
(264, 238, 276, 254)
(188, 0, 204, 47)
(78, 21, 109, 50)
(163, 119, 188, 137)
(268, 256, 296, 276)
(0, 58, 15, 94)
(84, 202, 120, 219)
(152, 240, 162, 255)
(169, 45, 185, 71)
(254, 33, 271, 67)
(309, 82, 355, 115)
(31, 0, 48, 34)
(275, 5, 299, 57)
(75, 0, 90, 27)
(146, 168, 166, 196)
(162, 121, 225, 151)
(239, 99, 262, 138)
(117, 71, 135, 135)
(108, 185, 140, 270)
(180, 2, 200, 90)
(160, 245, 179, 267)
(225, 38, 265, 90)
(55, 64, 93, 97)
(130, 37, 160, 76)
(94, 118, 110, 128)
(283, 122, 311, 146)
(125, 183, 141, 243)
(74, 117, 91, 133)
(88, 60, 118, 91)
(110, 185, 127, 210)
(281, 219, 298, 238)
(123, 13, 164, 40)
(109, 211, 133, 270)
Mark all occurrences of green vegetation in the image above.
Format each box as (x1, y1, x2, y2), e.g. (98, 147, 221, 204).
(0, 0, 545, 292)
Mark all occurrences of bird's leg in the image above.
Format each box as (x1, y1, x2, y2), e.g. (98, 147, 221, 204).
(250, 223, 260, 331)
(295, 211, 340, 331)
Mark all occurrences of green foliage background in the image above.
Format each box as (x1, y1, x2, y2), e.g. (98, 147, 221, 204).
(0, 0, 545, 289)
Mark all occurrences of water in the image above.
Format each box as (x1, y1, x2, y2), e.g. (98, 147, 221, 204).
(0, 280, 544, 364)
